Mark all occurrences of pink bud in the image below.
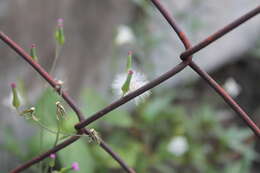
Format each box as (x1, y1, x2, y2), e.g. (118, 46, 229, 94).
(31, 44, 36, 48)
(128, 70, 133, 75)
(57, 18, 64, 27)
(71, 162, 80, 171)
(11, 83, 16, 89)
(128, 51, 132, 56)
(49, 154, 56, 159)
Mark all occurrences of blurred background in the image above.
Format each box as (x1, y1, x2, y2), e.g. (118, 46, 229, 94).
(0, 0, 260, 172)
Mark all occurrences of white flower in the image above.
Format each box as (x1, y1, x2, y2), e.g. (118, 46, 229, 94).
(115, 25, 135, 45)
(167, 136, 189, 156)
(223, 77, 241, 98)
(112, 70, 151, 105)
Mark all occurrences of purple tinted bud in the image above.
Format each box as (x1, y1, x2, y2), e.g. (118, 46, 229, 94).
(128, 50, 132, 56)
(11, 83, 16, 89)
(71, 162, 80, 171)
(49, 153, 56, 159)
(57, 18, 64, 27)
(31, 44, 36, 48)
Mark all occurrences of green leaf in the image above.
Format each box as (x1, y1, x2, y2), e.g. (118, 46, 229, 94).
(60, 111, 78, 134)
(35, 88, 61, 127)
(81, 88, 133, 128)
(142, 92, 175, 122)
(26, 130, 57, 158)
(102, 109, 132, 128)
(1, 127, 24, 159)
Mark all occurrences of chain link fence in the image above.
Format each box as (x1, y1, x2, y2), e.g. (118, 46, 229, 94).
(0, 1, 259, 172)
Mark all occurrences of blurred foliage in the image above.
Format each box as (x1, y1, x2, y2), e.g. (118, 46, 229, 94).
(250, 38, 260, 57)
(1, 87, 257, 173)
(1, 1, 259, 172)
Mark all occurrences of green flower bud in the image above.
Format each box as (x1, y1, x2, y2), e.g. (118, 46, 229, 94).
(55, 18, 65, 45)
(49, 154, 56, 168)
(30, 44, 38, 61)
(121, 70, 133, 96)
(11, 83, 20, 109)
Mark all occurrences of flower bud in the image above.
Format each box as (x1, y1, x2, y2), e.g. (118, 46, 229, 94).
(121, 70, 133, 96)
(30, 44, 38, 61)
(71, 162, 80, 171)
(49, 153, 56, 167)
(55, 18, 65, 45)
(59, 162, 80, 173)
(50, 153, 56, 159)
(11, 83, 20, 109)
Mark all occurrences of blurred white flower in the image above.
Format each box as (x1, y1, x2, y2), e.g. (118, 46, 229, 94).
(112, 70, 151, 105)
(115, 25, 135, 45)
(223, 77, 241, 98)
(168, 136, 189, 156)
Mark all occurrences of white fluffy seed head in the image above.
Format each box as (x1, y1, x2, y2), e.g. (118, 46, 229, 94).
(223, 77, 241, 98)
(112, 70, 151, 105)
(115, 25, 135, 45)
(167, 136, 189, 156)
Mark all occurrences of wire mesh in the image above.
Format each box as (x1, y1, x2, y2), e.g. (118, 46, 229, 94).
(0, 1, 259, 173)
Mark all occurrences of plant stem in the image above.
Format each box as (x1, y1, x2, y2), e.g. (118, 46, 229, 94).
(49, 43, 62, 76)
(39, 127, 43, 173)
(33, 120, 88, 138)
(53, 120, 61, 147)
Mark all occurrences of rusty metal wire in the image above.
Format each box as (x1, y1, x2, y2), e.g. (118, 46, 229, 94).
(0, 1, 259, 173)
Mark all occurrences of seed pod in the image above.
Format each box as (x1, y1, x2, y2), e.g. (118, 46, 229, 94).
(56, 101, 66, 120)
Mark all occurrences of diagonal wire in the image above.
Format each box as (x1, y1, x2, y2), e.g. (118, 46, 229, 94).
(180, 5, 260, 60)
(149, 0, 260, 137)
(74, 1, 260, 138)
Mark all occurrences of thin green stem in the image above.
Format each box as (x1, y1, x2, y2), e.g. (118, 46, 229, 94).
(39, 128, 43, 173)
(53, 120, 61, 147)
(49, 44, 62, 76)
(43, 163, 49, 173)
(33, 120, 88, 138)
